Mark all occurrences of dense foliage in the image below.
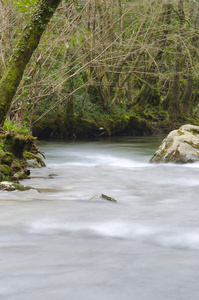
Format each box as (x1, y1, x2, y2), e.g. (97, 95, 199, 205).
(1, 0, 199, 138)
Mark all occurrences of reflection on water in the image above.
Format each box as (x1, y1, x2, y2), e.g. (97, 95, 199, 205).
(1, 135, 199, 300)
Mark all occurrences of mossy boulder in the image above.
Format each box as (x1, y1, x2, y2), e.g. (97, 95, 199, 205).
(0, 152, 14, 166)
(0, 131, 45, 188)
(1, 132, 38, 158)
(0, 164, 13, 181)
(3, 133, 26, 158)
(150, 124, 199, 163)
(24, 151, 46, 168)
(11, 161, 22, 173)
(12, 171, 29, 181)
(0, 164, 13, 176)
(0, 181, 35, 191)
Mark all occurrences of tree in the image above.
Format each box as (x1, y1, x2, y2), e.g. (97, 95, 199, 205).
(0, 0, 62, 126)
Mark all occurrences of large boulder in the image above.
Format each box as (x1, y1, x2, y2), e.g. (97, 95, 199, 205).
(150, 124, 199, 163)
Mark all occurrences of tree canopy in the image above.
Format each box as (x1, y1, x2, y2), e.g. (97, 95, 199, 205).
(0, 0, 199, 137)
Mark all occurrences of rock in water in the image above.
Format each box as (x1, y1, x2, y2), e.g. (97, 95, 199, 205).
(150, 124, 199, 163)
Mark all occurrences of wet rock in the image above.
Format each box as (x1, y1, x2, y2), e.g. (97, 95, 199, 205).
(24, 152, 46, 168)
(26, 158, 42, 168)
(12, 171, 29, 181)
(0, 181, 36, 191)
(0, 132, 45, 187)
(90, 193, 117, 203)
(0, 181, 16, 191)
(150, 124, 199, 163)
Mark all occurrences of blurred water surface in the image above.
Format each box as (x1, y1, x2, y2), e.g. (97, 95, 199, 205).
(1, 135, 199, 300)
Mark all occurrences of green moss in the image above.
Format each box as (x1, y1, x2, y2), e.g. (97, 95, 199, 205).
(2, 133, 26, 158)
(187, 129, 199, 135)
(0, 173, 10, 182)
(24, 135, 37, 152)
(0, 164, 13, 176)
(0, 131, 45, 184)
(150, 149, 167, 163)
(1, 131, 39, 159)
(177, 130, 185, 136)
(12, 171, 29, 180)
(0, 152, 14, 166)
(33, 112, 153, 138)
(11, 161, 22, 172)
(74, 118, 99, 137)
(184, 141, 199, 150)
(12, 183, 34, 191)
(0, 181, 36, 191)
(127, 116, 152, 135)
(23, 151, 46, 167)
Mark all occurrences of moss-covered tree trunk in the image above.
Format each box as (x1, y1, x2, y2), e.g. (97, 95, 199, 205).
(0, 0, 62, 126)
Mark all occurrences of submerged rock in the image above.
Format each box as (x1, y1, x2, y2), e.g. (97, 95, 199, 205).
(90, 193, 117, 203)
(150, 124, 199, 163)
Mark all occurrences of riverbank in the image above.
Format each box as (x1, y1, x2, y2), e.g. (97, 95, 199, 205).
(32, 105, 199, 140)
(0, 130, 45, 188)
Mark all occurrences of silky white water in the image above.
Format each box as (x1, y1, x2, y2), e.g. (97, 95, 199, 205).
(1, 135, 199, 300)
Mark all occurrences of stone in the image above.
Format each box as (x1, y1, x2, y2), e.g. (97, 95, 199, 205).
(150, 124, 199, 164)
(0, 181, 36, 191)
(26, 158, 42, 168)
(0, 181, 15, 190)
(24, 151, 46, 167)
(12, 171, 28, 180)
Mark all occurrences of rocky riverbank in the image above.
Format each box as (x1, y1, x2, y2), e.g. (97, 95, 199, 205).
(0, 131, 45, 191)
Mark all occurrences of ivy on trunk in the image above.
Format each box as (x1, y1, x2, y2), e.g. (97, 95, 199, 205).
(0, 0, 62, 126)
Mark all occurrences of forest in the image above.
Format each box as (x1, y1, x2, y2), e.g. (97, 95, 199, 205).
(1, 2, 199, 297)
(0, 0, 199, 139)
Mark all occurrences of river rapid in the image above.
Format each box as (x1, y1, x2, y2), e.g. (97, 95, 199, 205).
(1, 135, 199, 300)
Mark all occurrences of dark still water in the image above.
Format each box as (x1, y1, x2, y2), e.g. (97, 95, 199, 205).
(1, 135, 199, 300)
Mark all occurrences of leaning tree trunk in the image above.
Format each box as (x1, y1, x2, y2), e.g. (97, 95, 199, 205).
(0, 0, 62, 126)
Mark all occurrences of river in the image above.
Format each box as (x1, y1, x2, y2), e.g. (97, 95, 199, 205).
(1, 135, 199, 300)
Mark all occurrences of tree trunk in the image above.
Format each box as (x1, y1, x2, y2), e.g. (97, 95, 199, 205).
(168, 65, 180, 119)
(168, 0, 185, 119)
(181, 73, 194, 116)
(0, 0, 62, 126)
(132, 3, 172, 108)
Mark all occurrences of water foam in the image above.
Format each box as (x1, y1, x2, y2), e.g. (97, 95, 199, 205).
(48, 154, 149, 169)
(28, 219, 199, 250)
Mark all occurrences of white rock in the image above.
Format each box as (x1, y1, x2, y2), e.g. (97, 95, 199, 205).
(26, 158, 42, 168)
(150, 124, 199, 163)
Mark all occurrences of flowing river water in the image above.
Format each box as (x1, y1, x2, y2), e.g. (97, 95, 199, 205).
(1, 135, 199, 300)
